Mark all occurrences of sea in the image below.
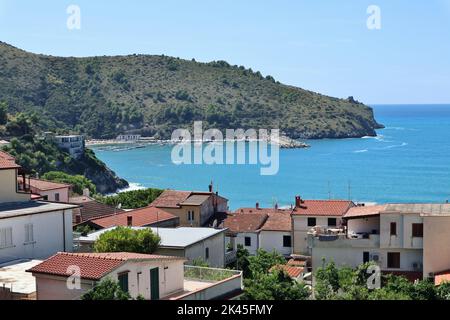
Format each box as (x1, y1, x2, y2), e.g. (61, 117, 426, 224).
(90, 105, 450, 210)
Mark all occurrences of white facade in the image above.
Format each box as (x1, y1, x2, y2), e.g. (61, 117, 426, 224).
(53, 135, 84, 159)
(33, 259, 184, 300)
(259, 230, 292, 256)
(0, 206, 74, 264)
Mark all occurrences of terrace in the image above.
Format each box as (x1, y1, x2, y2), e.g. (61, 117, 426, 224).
(165, 266, 243, 300)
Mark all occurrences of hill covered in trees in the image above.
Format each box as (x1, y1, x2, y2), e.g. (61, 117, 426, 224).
(0, 41, 382, 140)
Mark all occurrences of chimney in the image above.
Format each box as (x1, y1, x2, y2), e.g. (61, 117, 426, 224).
(256, 202, 260, 209)
(83, 188, 90, 197)
(127, 216, 133, 227)
(208, 182, 213, 193)
(274, 203, 278, 210)
(295, 196, 302, 208)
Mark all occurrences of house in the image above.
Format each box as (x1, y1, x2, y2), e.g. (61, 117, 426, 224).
(82, 206, 179, 230)
(52, 135, 85, 159)
(269, 264, 305, 282)
(0, 151, 78, 264)
(150, 186, 228, 227)
(69, 195, 125, 225)
(27, 252, 243, 300)
(0, 259, 42, 300)
(291, 196, 354, 255)
(308, 203, 450, 283)
(225, 204, 293, 257)
(77, 227, 227, 267)
(19, 177, 71, 202)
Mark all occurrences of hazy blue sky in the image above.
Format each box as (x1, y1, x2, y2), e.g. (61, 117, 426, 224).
(1, 0, 449, 104)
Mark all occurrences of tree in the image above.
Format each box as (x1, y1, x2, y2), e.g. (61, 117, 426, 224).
(81, 278, 130, 300)
(0, 101, 8, 125)
(436, 282, 450, 300)
(96, 188, 163, 209)
(247, 249, 286, 279)
(93, 226, 161, 254)
(242, 269, 310, 300)
(235, 244, 250, 277)
(42, 171, 97, 195)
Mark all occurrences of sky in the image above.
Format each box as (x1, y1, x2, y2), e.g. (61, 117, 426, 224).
(0, 0, 449, 104)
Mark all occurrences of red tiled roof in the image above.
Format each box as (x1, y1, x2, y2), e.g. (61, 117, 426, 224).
(26, 178, 72, 191)
(344, 205, 387, 219)
(150, 190, 192, 208)
(235, 208, 291, 232)
(270, 264, 304, 278)
(287, 259, 307, 267)
(70, 196, 124, 224)
(0, 151, 20, 169)
(89, 206, 178, 228)
(435, 270, 450, 286)
(291, 200, 354, 217)
(27, 252, 184, 280)
(224, 213, 268, 233)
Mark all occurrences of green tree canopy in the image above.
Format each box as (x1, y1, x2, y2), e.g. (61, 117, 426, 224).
(81, 278, 130, 300)
(96, 188, 163, 209)
(93, 226, 161, 254)
(0, 101, 8, 125)
(42, 171, 97, 195)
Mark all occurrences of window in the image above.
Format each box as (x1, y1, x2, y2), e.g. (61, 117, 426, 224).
(283, 235, 292, 247)
(205, 247, 209, 260)
(54, 193, 60, 202)
(244, 237, 251, 247)
(328, 218, 337, 227)
(0, 227, 13, 248)
(363, 252, 370, 263)
(24, 224, 34, 243)
(118, 273, 129, 293)
(387, 252, 401, 269)
(412, 223, 423, 238)
(390, 222, 397, 236)
(307, 217, 317, 227)
(187, 211, 195, 222)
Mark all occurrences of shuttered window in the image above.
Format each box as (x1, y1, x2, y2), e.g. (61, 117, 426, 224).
(412, 223, 423, 238)
(118, 273, 129, 293)
(387, 252, 401, 269)
(0, 227, 13, 248)
(25, 224, 34, 243)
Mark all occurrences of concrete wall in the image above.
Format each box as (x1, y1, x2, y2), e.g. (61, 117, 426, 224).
(380, 213, 423, 249)
(233, 232, 259, 255)
(35, 275, 95, 300)
(184, 231, 225, 267)
(0, 169, 31, 203)
(348, 216, 380, 234)
(0, 209, 73, 264)
(423, 216, 450, 277)
(32, 187, 69, 203)
(259, 231, 292, 256)
(164, 206, 202, 227)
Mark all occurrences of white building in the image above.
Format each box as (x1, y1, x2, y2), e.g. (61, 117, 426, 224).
(291, 196, 354, 255)
(19, 178, 71, 203)
(0, 151, 78, 265)
(309, 204, 450, 282)
(53, 135, 84, 159)
(77, 226, 227, 267)
(28, 252, 243, 300)
(224, 205, 293, 258)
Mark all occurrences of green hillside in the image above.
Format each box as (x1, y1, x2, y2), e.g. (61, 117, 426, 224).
(0, 41, 382, 140)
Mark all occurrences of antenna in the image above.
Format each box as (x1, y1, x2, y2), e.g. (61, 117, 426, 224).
(328, 181, 331, 200)
(348, 180, 352, 201)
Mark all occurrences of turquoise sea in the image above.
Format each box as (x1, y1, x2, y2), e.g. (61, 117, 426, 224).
(91, 105, 450, 209)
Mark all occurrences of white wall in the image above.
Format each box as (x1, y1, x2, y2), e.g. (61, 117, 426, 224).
(0, 209, 73, 264)
(35, 188, 69, 203)
(347, 216, 380, 234)
(34, 259, 185, 300)
(234, 232, 259, 255)
(423, 216, 450, 277)
(259, 231, 292, 256)
(185, 232, 225, 267)
(0, 169, 31, 203)
(380, 213, 423, 249)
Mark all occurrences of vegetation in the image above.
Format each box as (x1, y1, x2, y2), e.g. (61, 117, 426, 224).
(0, 110, 127, 194)
(314, 261, 450, 300)
(93, 226, 161, 254)
(96, 188, 163, 209)
(0, 41, 381, 140)
(42, 171, 97, 195)
(81, 278, 130, 300)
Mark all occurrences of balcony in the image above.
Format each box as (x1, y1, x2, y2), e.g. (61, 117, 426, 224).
(309, 233, 380, 249)
(165, 266, 243, 300)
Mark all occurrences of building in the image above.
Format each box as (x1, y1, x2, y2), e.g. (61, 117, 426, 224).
(19, 178, 71, 202)
(0, 151, 78, 264)
(70, 195, 125, 225)
(150, 187, 228, 227)
(27, 252, 243, 300)
(116, 134, 141, 142)
(308, 203, 450, 283)
(82, 206, 179, 230)
(225, 204, 293, 257)
(77, 227, 227, 267)
(52, 135, 85, 159)
(0, 259, 42, 300)
(291, 196, 354, 255)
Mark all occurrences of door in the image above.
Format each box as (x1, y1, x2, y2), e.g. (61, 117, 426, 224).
(363, 251, 370, 264)
(150, 268, 160, 300)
